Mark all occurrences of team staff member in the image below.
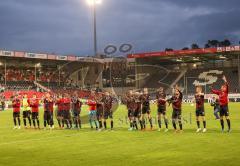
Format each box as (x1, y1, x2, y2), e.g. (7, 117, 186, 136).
(22, 94, 32, 128)
(211, 75, 231, 132)
(12, 94, 21, 129)
(29, 94, 40, 129)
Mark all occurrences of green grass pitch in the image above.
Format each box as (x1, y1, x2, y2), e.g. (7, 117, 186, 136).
(0, 103, 240, 166)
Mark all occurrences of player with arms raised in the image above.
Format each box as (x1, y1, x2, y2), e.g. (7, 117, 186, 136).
(211, 75, 231, 132)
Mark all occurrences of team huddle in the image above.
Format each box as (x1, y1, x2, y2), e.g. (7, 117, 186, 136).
(10, 75, 231, 133)
(124, 75, 231, 133)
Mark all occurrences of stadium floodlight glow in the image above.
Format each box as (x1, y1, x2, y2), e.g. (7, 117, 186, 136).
(0, 62, 3, 66)
(86, 0, 102, 56)
(87, 0, 102, 6)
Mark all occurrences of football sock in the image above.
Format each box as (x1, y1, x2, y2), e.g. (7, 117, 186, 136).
(227, 119, 231, 130)
(104, 121, 107, 129)
(99, 120, 103, 128)
(44, 120, 47, 127)
(172, 121, 177, 130)
(197, 121, 200, 128)
(139, 120, 143, 129)
(111, 120, 113, 129)
(130, 121, 133, 128)
(23, 119, 27, 126)
(75, 119, 78, 128)
(32, 119, 36, 127)
(79, 119, 81, 128)
(179, 120, 182, 130)
(89, 119, 93, 128)
(14, 118, 17, 126)
(203, 121, 206, 128)
(94, 120, 98, 128)
(158, 120, 161, 128)
(28, 117, 32, 126)
(17, 117, 21, 126)
(164, 118, 168, 129)
(69, 120, 72, 128)
(37, 119, 40, 128)
(149, 118, 153, 128)
(220, 119, 224, 130)
(134, 120, 138, 130)
(57, 119, 61, 127)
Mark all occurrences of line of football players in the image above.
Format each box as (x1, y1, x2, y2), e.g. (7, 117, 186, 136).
(11, 91, 115, 130)
(123, 75, 231, 133)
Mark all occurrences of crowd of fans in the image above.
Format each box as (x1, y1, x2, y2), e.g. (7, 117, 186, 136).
(0, 68, 69, 83)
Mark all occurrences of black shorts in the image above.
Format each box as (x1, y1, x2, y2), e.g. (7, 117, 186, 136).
(220, 105, 229, 117)
(157, 107, 166, 115)
(134, 109, 141, 118)
(23, 110, 31, 118)
(13, 112, 20, 118)
(97, 109, 103, 119)
(57, 111, 64, 117)
(44, 111, 51, 121)
(196, 108, 205, 116)
(104, 110, 113, 119)
(32, 112, 39, 119)
(142, 107, 150, 114)
(128, 109, 134, 118)
(63, 110, 71, 119)
(172, 109, 182, 119)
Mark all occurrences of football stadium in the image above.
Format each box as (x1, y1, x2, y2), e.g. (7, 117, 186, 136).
(1, 0, 240, 166)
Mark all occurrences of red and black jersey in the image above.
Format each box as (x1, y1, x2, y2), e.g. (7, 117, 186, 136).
(126, 96, 135, 111)
(43, 98, 54, 112)
(28, 98, 39, 112)
(140, 94, 150, 108)
(156, 92, 166, 108)
(134, 96, 142, 111)
(56, 98, 64, 112)
(195, 93, 204, 109)
(212, 82, 229, 106)
(102, 96, 113, 111)
(12, 98, 21, 113)
(170, 90, 183, 110)
(71, 97, 82, 111)
(63, 98, 71, 111)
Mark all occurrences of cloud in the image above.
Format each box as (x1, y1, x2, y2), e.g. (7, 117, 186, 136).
(0, 0, 239, 55)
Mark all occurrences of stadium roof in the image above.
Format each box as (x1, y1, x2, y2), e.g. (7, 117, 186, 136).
(127, 46, 240, 64)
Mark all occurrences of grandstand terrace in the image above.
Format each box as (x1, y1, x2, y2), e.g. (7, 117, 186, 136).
(128, 46, 240, 95)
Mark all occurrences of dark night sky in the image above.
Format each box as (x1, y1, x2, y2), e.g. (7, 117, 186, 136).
(0, 0, 240, 56)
